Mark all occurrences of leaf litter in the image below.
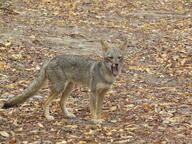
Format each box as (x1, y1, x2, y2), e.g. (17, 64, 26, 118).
(0, 0, 192, 143)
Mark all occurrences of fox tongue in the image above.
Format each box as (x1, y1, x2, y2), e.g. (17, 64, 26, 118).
(111, 64, 119, 76)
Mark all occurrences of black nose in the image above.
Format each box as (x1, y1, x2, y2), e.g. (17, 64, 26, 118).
(112, 63, 118, 67)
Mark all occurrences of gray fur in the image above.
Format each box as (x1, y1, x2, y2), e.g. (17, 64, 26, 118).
(2, 40, 127, 123)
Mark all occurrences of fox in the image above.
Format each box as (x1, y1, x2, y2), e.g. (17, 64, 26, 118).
(2, 40, 127, 123)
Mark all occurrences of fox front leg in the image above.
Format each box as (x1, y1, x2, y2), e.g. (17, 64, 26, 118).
(90, 89, 108, 123)
(90, 90, 97, 121)
(96, 89, 108, 121)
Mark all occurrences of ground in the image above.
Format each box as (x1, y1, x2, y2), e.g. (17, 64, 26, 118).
(0, 0, 192, 143)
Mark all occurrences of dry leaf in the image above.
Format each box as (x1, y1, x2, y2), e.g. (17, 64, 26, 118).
(110, 106, 117, 111)
(0, 131, 10, 137)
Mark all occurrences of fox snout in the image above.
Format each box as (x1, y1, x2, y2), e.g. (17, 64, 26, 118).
(111, 63, 120, 76)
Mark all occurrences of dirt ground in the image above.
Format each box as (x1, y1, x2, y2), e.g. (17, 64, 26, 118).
(0, 0, 192, 143)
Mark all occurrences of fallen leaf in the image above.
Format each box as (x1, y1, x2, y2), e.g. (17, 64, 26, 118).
(78, 141, 87, 144)
(38, 122, 44, 128)
(110, 106, 117, 111)
(56, 140, 67, 144)
(0, 131, 10, 137)
(11, 54, 22, 60)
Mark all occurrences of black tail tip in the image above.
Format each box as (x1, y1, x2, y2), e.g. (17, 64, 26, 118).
(1, 103, 13, 109)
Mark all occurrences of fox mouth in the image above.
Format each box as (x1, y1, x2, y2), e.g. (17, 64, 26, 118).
(111, 63, 119, 76)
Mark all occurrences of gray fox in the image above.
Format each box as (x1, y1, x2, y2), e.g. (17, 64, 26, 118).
(2, 40, 127, 123)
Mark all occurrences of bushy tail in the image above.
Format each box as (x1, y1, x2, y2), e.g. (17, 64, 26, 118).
(2, 62, 48, 109)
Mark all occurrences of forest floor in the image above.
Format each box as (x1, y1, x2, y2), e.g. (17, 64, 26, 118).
(0, 0, 192, 143)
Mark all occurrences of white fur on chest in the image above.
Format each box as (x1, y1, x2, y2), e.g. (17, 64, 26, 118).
(96, 82, 112, 90)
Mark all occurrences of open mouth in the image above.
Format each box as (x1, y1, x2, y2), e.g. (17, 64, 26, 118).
(111, 63, 119, 76)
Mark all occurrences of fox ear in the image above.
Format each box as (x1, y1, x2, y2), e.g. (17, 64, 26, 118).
(119, 40, 127, 51)
(100, 40, 109, 52)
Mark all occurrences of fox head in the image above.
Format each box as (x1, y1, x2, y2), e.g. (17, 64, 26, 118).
(100, 40, 127, 77)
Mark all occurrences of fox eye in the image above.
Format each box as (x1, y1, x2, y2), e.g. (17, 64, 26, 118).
(108, 56, 113, 59)
(105, 56, 113, 62)
(118, 56, 122, 59)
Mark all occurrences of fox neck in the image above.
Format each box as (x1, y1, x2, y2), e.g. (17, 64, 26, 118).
(99, 62, 116, 84)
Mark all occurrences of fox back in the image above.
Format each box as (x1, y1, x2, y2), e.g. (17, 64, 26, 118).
(46, 55, 96, 87)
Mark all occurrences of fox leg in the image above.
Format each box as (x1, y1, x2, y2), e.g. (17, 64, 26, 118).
(43, 91, 58, 120)
(45, 66, 66, 120)
(96, 89, 108, 120)
(90, 88, 108, 123)
(60, 82, 75, 118)
(90, 90, 97, 121)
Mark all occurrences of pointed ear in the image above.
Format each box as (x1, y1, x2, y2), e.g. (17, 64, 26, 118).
(100, 40, 109, 52)
(119, 40, 127, 51)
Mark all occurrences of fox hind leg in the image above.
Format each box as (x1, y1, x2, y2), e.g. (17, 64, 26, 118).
(44, 68, 67, 120)
(60, 82, 75, 118)
(43, 90, 59, 120)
